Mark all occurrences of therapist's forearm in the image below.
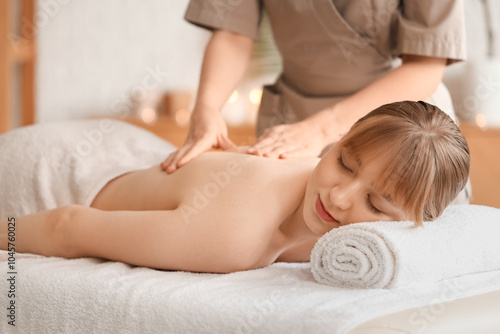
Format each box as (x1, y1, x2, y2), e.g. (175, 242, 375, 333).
(194, 30, 254, 114)
(325, 55, 447, 136)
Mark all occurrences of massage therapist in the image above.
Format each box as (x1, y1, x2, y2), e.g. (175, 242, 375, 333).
(161, 0, 466, 170)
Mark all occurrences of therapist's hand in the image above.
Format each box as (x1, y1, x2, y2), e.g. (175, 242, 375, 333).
(161, 109, 235, 173)
(247, 109, 344, 159)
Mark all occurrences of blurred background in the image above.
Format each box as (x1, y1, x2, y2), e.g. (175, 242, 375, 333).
(1, 0, 281, 137)
(1, 0, 499, 207)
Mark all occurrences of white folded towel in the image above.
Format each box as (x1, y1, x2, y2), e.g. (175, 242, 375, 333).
(310, 204, 500, 289)
(0, 119, 175, 219)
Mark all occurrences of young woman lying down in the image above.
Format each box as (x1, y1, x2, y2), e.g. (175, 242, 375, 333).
(0, 101, 470, 273)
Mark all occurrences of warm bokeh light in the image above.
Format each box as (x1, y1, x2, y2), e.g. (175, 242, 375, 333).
(476, 113, 487, 128)
(249, 88, 262, 105)
(175, 108, 190, 126)
(141, 108, 157, 124)
(228, 90, 238, 103)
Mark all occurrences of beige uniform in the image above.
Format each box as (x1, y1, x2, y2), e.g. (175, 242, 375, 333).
(185, 0, 466, 135)
(185, 0, 471, 205)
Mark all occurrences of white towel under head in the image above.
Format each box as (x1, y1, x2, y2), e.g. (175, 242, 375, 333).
(310, 204, 500, 289)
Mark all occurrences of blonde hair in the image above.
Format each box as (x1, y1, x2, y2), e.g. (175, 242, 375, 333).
(339, 101, 470, 226)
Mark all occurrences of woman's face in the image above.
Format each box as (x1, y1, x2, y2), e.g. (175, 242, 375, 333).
(303, 143, 410, 235)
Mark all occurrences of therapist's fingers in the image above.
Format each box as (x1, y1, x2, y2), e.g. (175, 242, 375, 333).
(161, 141, 205, 174)
(161, 149, 186, 174)
(174, 135, 235, 167)
(248, 120, 330, 158)
(217, 135, 237, 151)
(250, 135, 326, 159)
(177, 135, 236, 167)
(252, 134, 298, 158)
(278, 138, 329, 159)
(161, 152, 176, 170)
(172, 141, 210, 172)
(248, 127, 294, 157)
(267, 142, 301, 158)
(259, 138, 299, 158)
(161, 109, 235, 173)
(278, 147, 313, 159)
(250, 125, 288, 152)
(161, 135, 236, 173)
(175, 145, 206, 167)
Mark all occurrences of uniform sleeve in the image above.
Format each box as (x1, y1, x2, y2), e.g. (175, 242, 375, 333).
(184, 0, 263, 40)
(396, 0, 467, 65)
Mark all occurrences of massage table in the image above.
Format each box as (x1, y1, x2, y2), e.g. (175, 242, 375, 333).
(1, 251, 499, 334)
(1, 119, 499, 334)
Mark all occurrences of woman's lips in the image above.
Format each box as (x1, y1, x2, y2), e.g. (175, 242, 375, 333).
(315, 195, 338, 223)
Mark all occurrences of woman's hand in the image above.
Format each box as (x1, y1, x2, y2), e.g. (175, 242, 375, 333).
(247, 109, 344, 159)
(161, 109, 235, 173)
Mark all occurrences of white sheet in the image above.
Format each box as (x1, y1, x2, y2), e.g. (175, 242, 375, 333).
(0, 119, 175, 219)
(1, 251, 499, 334)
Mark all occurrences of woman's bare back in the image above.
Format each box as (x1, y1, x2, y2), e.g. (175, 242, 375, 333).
(91, 152, 320, 268)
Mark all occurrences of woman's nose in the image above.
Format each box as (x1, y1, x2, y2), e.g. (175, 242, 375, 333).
(329, 182, 360, 211)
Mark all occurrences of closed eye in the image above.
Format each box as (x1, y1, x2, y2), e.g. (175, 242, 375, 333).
(338, 152, 383, 214)
(337, 155, 352, 173)
(366, 194, 383, 214)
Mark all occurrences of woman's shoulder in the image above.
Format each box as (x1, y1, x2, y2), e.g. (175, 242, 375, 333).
(188, 151, 319, 180)
(174, 151, 317, 204)
(168, 151, 318, 205)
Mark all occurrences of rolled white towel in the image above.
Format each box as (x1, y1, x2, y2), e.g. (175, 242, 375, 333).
(310, 205, 500, 289)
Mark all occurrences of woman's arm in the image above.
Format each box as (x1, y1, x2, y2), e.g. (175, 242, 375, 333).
(192, 30, 254, 116)
(1, 205, 253, 273)
(320, 54, 447, 138)
(162, 30, 254, 173)
(249, 55, 447, 158)
(1, 209, 62, 258)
